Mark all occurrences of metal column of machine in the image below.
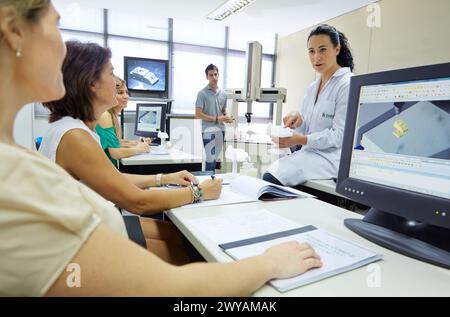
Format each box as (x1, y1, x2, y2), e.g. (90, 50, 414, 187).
(226, 41, 287, 139)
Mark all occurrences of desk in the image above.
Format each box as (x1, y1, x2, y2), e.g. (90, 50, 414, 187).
(167, 198, 450, 296)
(119, 148, 202, 174)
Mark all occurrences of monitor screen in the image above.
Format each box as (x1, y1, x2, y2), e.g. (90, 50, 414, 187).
(336, 62, 450, 269)
(351, 77, 450, 200)
(124, 56, 168, 98)
(134, 103, 167, 138)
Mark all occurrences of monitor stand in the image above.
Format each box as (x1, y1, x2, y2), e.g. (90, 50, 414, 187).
(344, 208, 450, 269)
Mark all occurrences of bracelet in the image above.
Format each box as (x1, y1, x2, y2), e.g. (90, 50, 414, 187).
(156, 173, 163, 187)
(188, 185, 195, 204)
(190, 184, 203, 203)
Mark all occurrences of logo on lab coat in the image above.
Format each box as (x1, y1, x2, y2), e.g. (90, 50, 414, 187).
(322, 112, 335, 119)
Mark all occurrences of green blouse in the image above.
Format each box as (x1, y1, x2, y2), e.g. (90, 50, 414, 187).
(95, 124, 120, 166)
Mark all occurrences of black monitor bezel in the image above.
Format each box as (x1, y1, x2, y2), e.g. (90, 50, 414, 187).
(124, 56, 169, 99)
(134, 103, 167, 138)
(336, 62, 450, 230)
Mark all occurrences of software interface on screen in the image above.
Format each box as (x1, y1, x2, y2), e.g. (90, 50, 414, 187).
(127, 59, 166, 92)
(350, 77, 450, 200)
(137, 105, 162, 133)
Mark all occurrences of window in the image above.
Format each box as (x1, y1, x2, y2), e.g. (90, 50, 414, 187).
(54, 1, 103, 33)
(173, 19, 225, 48)
(229, 29, 276, 54)
(51, 2, 278, 119)
(61, 30, 104, 46)
(108, 10, 168, 41)
(172, 44, 225, 114)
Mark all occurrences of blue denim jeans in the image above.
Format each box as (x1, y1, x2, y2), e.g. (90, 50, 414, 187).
(202, 130, 225, 172)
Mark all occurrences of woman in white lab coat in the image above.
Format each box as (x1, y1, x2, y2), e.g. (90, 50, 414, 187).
(263, 24, 354, 186)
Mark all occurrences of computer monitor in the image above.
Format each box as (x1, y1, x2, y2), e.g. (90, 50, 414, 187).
(337, 62, 450, 269)
(134, 103, 167, 142)
(124, 56, 168, 99)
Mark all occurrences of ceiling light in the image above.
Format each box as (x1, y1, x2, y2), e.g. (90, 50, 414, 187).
(206, 0, 257, 21)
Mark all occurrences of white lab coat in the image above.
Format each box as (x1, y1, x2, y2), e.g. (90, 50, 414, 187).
(267, 67, 353, 186)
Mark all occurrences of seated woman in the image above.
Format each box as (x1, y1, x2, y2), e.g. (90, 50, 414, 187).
(0, 0, 321, 296)
(263, 24, 354, 187)
(96, 76, 150, 166)
(38, 40, 223, 264)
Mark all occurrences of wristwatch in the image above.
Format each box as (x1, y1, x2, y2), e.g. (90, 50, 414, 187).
(191, 184, 203, 203)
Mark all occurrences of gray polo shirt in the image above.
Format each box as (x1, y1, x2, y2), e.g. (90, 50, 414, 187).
(196, 85, 228, 132)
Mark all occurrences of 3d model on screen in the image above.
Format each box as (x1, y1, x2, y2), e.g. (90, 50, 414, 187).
(354, 100, 450, 159)
(129, 66, 160, 86)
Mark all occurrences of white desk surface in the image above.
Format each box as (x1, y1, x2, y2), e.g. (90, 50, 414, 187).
(167, 198, 450, 297)
(120, 148, 202, 166)
(302, 179, 345, 198)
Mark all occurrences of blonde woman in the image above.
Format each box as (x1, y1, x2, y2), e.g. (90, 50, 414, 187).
(0, 0, 321, 296)
(96, 77, 150, 166)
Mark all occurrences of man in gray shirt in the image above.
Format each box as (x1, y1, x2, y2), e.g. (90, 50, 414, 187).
(195, 64, 233, 172)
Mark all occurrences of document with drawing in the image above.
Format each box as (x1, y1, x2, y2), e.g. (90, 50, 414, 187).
(180, 175, 313, 209)
(188, 210, 382, 292)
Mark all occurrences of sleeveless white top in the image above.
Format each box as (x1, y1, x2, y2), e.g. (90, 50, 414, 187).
(39, 116, 102, 162)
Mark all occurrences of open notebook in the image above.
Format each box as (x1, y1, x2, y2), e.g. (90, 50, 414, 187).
(187, 209, 382, 292)
(179, 175, 313, 209)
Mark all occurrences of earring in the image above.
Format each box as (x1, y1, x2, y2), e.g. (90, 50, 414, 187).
(15, 48, 22, 57)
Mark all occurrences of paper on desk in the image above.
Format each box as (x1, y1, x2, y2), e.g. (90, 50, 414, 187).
(186, 209, 300, 244)
(225, 228, 382, 292)
(180, 186, 255, 209)
(195, 173, 234, 185)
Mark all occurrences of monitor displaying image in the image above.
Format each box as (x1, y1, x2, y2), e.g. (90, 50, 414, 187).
(134, 103, 167, 138)
(124, 56, 168, 98)
(350, 78, 450, 200)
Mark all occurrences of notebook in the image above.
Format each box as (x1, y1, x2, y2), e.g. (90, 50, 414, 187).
(220, 225, 383, 292)
(179, 175, 313, 209)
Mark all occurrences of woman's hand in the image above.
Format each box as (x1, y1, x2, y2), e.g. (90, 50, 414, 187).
(283, 111, 303, 129)
(140, 137, 153, 144)
(272, 132, 306, 148)
(263, 241, 322, 279)
(134, 141, 150, 154)
(162, 170, 198, 186)
(198, 179, 223, 200)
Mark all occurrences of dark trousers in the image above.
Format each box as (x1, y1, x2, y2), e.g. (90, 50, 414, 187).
(202, 130, 225, 172)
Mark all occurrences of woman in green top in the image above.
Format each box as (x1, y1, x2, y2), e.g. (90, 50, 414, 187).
(96, 77, 150, 165)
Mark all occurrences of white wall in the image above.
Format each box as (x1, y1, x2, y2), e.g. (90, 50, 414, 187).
(276, 0, 450, 115)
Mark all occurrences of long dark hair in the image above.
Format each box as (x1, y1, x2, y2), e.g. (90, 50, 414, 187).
(44, 41, 112, 123)
(308, 24, 354, 71)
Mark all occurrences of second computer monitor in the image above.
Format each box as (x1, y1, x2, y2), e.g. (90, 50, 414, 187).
(134, 103, 167, 140)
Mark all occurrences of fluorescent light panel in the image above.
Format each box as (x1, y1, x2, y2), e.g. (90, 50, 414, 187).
(207, 0, 256, 21)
